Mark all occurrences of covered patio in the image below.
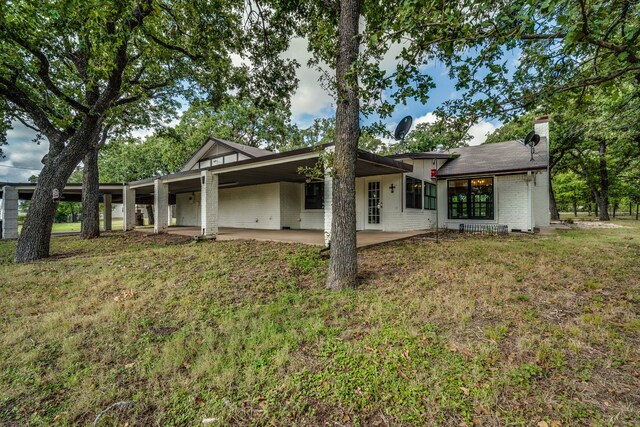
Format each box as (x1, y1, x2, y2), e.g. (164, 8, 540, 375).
(125, 144, 413, 245)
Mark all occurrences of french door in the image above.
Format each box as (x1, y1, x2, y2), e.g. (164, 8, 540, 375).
(366, 180, 382, 229)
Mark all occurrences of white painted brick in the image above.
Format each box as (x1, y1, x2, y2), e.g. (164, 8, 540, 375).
(1, 186, 19, 239)
(154, 179, 169, 233)
(200, 171, 219, 236)
(323, 175, 332, 245)
(123, 185, 136, 231)
(104, 193, 112, 231)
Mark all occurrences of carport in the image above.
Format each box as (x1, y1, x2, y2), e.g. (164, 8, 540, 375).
(0, 183, 125, 239)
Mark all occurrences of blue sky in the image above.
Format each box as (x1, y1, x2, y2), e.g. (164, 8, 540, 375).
(1, 38, 503, 182)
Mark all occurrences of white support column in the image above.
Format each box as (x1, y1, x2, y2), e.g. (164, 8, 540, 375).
(200, 170, 219, 238)
(323, 147, 334, 246)
(103, 193, 112, 231)
(123, 185, 136, 231)
(154, 179, 169, 234)
(1, 186, 19, 239)
(527, 171, 534, 232)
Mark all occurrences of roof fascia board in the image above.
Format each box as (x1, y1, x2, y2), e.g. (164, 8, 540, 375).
(437, 166, 548, 178)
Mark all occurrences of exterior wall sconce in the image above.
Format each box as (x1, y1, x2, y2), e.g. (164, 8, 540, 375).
(389, 184, 396, 193)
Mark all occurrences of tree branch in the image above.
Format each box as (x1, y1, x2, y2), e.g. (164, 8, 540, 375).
(0, 77, 66, 150)
(148, 34, 202, 60)
(1, 25, 90, 113)
(14, 115, 42, 134)
(521, 33, 566, 40)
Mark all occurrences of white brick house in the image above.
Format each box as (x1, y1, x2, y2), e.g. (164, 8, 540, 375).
(126, 116, 550, 238)
(0, 118, 550, 241)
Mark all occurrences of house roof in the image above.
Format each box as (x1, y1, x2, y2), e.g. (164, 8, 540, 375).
(435, 138, 549, 178)
(128, 143, 413, 192)
(214, 137, 274, 158)
(181, 137, 274, 171)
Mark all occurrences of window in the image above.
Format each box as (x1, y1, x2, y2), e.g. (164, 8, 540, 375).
(448, 177, 494, 219)
(304, 182, 324, 209)
(424, 182, 437, 210)
(405, 176, 423, 209)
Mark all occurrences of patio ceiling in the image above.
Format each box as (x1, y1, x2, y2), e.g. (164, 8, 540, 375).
(1, 147, 412, 204)
(0, 183, 125, 203)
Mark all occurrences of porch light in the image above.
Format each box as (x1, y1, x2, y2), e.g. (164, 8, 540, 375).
(389, 184, 396, 193)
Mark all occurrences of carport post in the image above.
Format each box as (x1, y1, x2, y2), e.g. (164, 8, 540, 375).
(1, 186, 19, 239)
(323, 147, 334, 246)
(103, 193, 112, 231)
(154, 178, 169, 233)
(200, 170, 219, 238)
(123, 185, 136, 231)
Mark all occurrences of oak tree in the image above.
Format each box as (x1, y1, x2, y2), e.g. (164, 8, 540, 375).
(1, 0, 296, 261)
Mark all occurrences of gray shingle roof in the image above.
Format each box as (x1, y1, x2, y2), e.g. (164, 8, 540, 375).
(212, 137, 273, 158)
(436, 138, 549, 177)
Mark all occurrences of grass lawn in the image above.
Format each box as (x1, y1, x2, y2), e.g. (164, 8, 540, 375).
(17, 220, 125, 234)
(0, 223, 638, 426)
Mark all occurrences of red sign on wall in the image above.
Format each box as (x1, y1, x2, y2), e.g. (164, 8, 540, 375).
(431, 168, 437, 178)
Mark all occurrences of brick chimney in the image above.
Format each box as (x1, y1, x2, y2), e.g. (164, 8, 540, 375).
(534, 115, 550, 143)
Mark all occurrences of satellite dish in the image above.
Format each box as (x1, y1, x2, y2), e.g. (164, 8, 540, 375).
(522, 131, 540, 161)
(394, 115, 413, 141)
(523, 131, 536, 146)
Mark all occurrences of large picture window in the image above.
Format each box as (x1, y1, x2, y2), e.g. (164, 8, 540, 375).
(424, 182, 437, 210)
(304, 182, 324, 210)
(405, 176, 423, 209)
(448, 178, 494, 219)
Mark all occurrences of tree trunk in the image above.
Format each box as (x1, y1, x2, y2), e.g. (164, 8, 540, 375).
(636, 203, 639, 220)
(15, 121, 101, 262)
(326, 0, 361, 291)
(572, 200, 577, 217)
(80, 146, 100, 239)
(613, 201, 618, 219)
(549, 175, 560, 220)
(15, 154, 86, 261)
(146, 204, 155, 225)
(595, 199, 599, 217)
(597, 140, 610, 221)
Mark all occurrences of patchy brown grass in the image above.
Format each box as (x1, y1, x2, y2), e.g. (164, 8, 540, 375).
(0, 224, 638, 426)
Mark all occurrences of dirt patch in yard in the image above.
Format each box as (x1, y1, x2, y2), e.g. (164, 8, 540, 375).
(572, 221, 625, 228)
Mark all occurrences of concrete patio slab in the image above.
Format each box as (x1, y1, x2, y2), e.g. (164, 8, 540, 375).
(135, 226, 425, 248)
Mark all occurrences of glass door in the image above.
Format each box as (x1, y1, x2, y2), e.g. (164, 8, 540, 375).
(367, 180, 382, 228)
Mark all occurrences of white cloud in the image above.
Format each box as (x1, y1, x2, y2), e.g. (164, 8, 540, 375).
(282, 38, 335, 122)
(409, 112, 497, 146)
(0, 122, 49, 182)
(414, 112, 438, 126)
(468, 120, 497, 146)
